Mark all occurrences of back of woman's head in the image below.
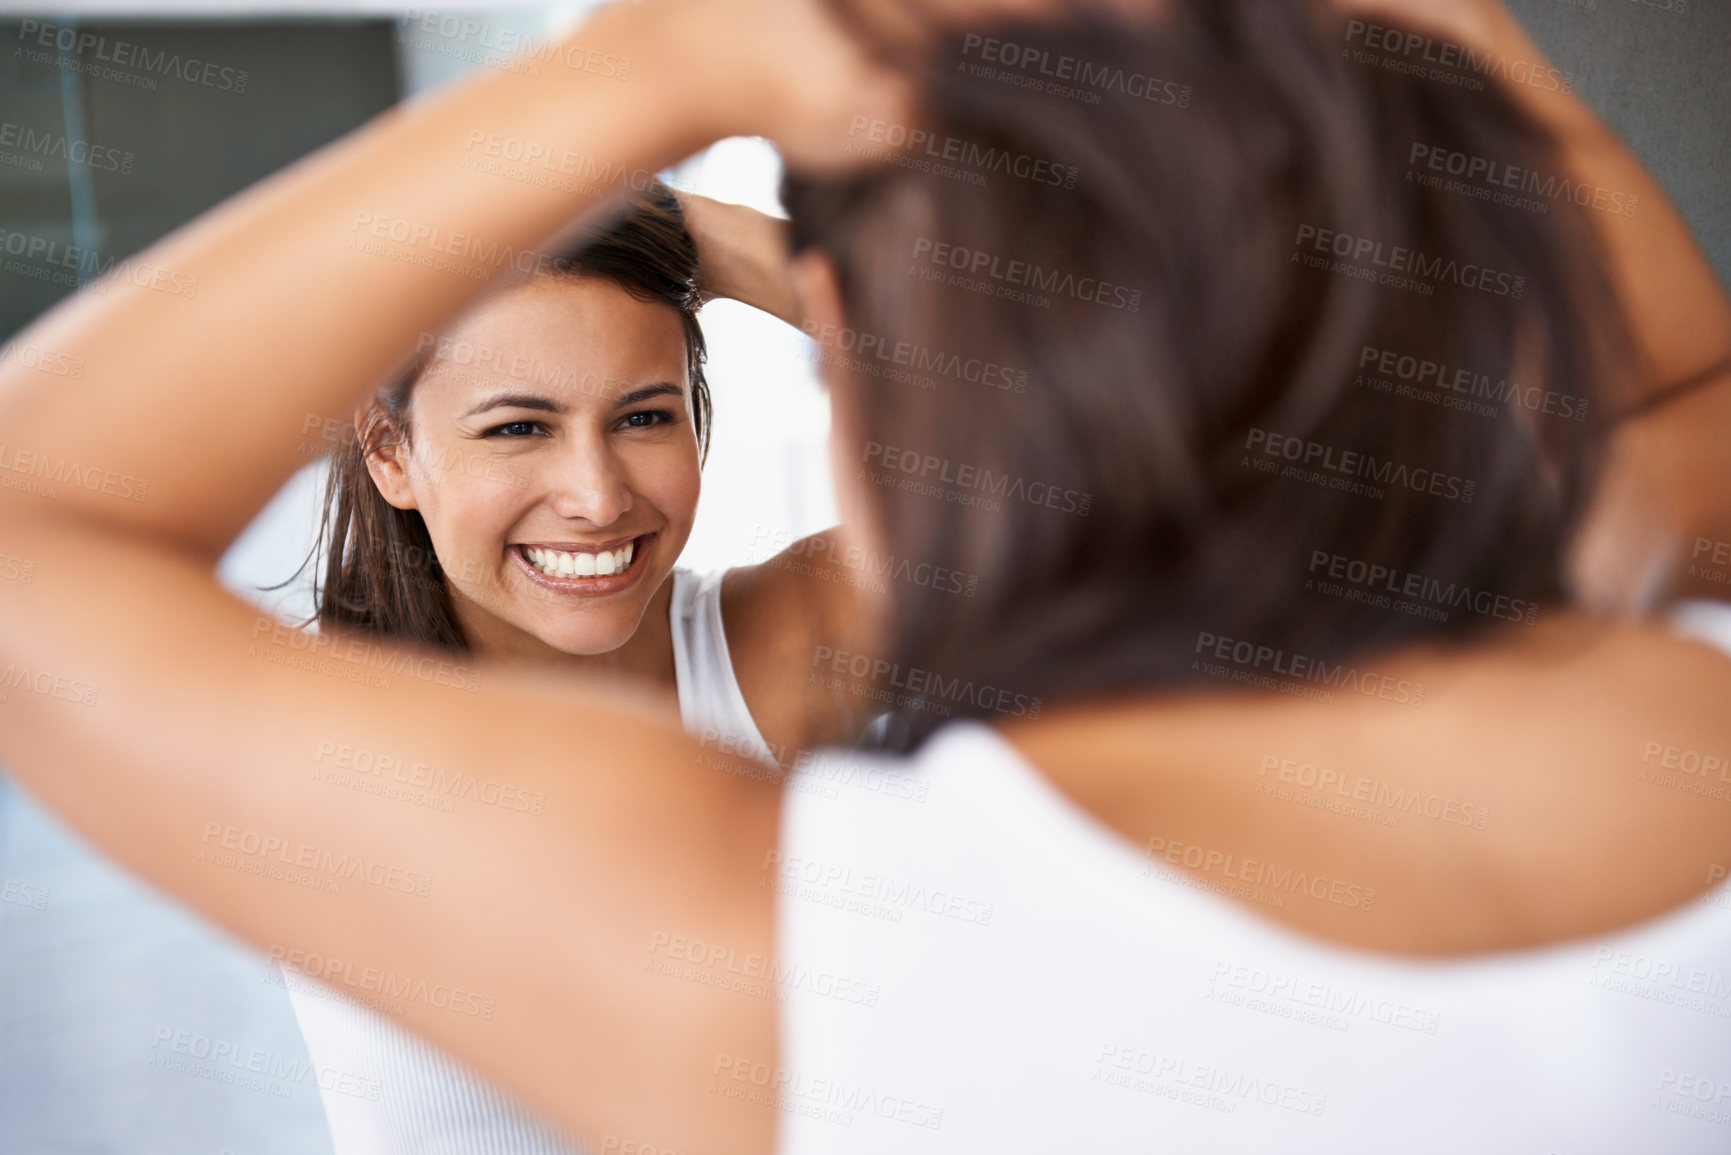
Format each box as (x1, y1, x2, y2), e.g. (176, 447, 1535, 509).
(784, 0, 1635, 745)
(313, 179, 710, 649)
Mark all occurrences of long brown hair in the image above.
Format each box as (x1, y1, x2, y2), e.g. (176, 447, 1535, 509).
(312, 180, 710, 650)
(785, 0, 1638, 747)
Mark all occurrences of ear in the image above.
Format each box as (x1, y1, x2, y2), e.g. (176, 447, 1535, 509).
(357, 407, 419, 513)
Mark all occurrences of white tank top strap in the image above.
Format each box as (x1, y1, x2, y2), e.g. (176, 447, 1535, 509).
(669, 567, 777, 764)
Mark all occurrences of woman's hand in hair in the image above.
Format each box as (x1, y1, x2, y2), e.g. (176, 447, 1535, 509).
(655, 0, 912, 170)
(677, 192, 802, 327)
(1335, 0, 1731, 590)
(660, 0, 1131, 171)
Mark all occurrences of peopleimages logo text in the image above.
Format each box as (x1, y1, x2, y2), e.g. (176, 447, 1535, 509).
(959, 34, 1192, 106)
(1295, 225, 1524, 298)
(911, 238, 1142, 311)
(17, 20, 249, 92)
(1244, 428, 1475, 503)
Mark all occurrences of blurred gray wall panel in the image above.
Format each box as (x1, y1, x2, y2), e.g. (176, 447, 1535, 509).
(1, 21, 399, 1154)
(0, 18, 401, 336)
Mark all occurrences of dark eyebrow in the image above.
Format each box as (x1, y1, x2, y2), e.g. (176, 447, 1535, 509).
(613, 382, 685, 408)
(462, 392, 566, 418)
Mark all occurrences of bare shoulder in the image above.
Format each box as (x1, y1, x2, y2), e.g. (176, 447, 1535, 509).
(722, 529, 886, 759)
(1004, 616, 1731, 956)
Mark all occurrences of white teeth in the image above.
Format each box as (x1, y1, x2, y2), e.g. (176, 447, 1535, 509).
(523, 541, 636, 579)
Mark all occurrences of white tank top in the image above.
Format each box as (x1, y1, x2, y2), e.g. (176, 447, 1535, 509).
(669, 566, 778, 764)
(773, 604, 1731, 1154)
(287, 568, 770, 1154)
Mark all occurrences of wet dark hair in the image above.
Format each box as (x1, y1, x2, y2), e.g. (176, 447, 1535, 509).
(784, 0, 1638, 747)
(312, 180, 710, 650)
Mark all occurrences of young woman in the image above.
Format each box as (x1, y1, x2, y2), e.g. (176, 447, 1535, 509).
(313, 180, 874, 761)
(2, 1, 1730, 1154)
(293, 182, 881, 1153)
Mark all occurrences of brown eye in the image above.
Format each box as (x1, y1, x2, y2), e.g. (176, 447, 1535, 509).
(486, 421, 544, 438)
(618, 410, 673, 430)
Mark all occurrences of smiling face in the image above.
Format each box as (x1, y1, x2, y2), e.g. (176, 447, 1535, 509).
(366, 275, 701, 660)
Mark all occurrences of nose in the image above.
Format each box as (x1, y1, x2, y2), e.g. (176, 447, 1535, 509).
(542, 431, 633, 527)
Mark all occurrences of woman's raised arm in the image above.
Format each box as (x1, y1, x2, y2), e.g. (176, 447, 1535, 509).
(681, 191, 803, 326)
(4, 5, 693, 555)
(1459, 0, 1731, 609)
(0, 0, 904, 555)
(0, 0, 906, 1149)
